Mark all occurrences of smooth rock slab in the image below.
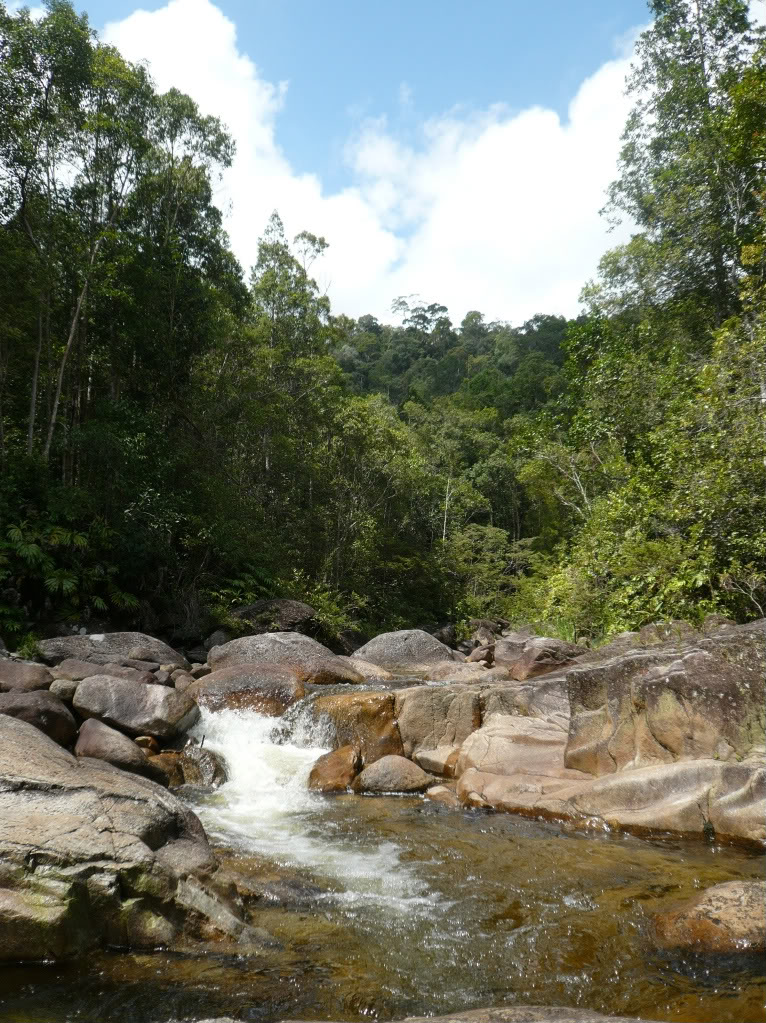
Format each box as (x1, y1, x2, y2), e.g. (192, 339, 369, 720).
(653, 880, 766, 954)
(352, 754, 432, 793)
(73, 675, 199, 738)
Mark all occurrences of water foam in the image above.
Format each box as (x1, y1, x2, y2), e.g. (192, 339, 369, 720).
(189, 707, 435, 913)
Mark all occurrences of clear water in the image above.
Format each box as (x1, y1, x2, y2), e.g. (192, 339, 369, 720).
(0, 706, 763, 1023)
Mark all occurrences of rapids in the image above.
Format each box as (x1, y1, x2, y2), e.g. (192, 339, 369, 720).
(0, 704, 763, 1023)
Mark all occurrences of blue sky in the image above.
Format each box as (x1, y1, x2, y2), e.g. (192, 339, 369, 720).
(91, 0, 657, 322)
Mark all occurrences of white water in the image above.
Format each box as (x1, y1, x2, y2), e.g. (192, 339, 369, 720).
(189, 707, 440, 916)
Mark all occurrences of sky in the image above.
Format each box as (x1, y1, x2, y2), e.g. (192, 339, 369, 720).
(21, 1, 689, 324)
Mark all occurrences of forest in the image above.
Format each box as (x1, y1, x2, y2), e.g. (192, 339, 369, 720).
(0, 0, 764, 651)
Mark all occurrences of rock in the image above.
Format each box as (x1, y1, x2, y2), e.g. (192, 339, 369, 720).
(639, 620, 700, 646)
(74, 718, 167, 783)
(493, 636, 529, 665)
(423, 661, 492, 682)
(652, 880, 766, 954)
(0, 714, 246, 961)
(49, 677, 79, 703)
(457, 759, 765, 846)
(208, 632, 364, 685)
(469, 618, 499, 645)
(0, 660, 52, 692)
(394, 686, 481, 758)
(231, 598, 318, 635)
(337, 655, 393, 681)
(335, 628, 368, 654)
(701, 613, 737, 634)
(190, 663, 211, 679)
(154, 669, 172, 685)
(352, 629, 457, 671)
(414, 746, 460, 777)
(187, 664, 306, 715)
(400, 1008, 673, 1023)
(204, 628, 231, 651)
(308, 745, 361, 792)
(37, 632, 188, 669)
(73, 675, 199, 738)
(565, 642, 765, 776)
(178, 742, 227, 787)
(467, 644, 494, 664)
(431, 623, 457, 648)
(479, 675, 571, 731)
(0, 690, 77, 745)
(98, 662, 155, 684)
(424, 784, 461, 808)
(310, 691, 403, 762)
(147, 751, 184, 787)
(123, 658, 160, 671)
(352, 754, 432, 793)
(456, 714, 584, 782)
(173, 672, 195, 692)
(52, 658, 109, 681)
(135, 735, 160, 754)
(505, 636, 586, 681)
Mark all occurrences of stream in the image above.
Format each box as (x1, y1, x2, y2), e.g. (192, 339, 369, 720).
(0, 704, 763, 1023)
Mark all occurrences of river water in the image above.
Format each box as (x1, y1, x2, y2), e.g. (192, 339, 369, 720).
(0, 705, 763, 1023)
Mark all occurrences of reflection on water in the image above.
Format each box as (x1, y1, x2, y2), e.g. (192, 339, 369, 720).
(0, 706, 763, 1023)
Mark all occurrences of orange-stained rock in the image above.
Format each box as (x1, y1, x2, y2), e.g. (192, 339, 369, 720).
(310, 690, 403, 763)
(187, 663, 305, 715)
(308, 745, 361, 793)
(653, 880, 766, 954)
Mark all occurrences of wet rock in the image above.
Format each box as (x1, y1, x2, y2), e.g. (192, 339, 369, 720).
(135, 735, 160, 754)
(0, 689, 77, 745)
(394, 685, 481, 758)
(424, 784, 461, 808)
(209, 632, 364, 685)
(73, 675, 199, 738)
(75, 718, 167, 783)
(187, 663, 306, 715)
(652, 880, 766, 954)
(352, 753, 432, 793)
(37, 632, 188, 669)
(310, 690, 403, 762)
(400, 1008, 674, 1023)
(308, 745, 361, 793)
(148, 751, 184, 787)
(352, 629, 458, 671)
(179, 742, 228, 787)
(0, 714, 242, 961)
(0, 660, 52, 692)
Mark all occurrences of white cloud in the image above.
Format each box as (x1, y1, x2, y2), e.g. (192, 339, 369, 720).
(105, 0, 638, 324)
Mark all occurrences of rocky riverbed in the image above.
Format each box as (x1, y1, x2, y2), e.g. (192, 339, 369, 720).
(0, 616, 763, 1022)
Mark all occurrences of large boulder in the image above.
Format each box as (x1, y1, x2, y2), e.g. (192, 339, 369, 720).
(208, 632, 363, 685)
(309, 691, 403, 763)
(352, 629, 457, 672)
(352, 754, 432, 793)
(0, 689, 77, 746)
(73, 675, 199, 738)
(394, 685, 481, 758)
(187, 664, 306, 715)
(0, 715, 250, 961)
(74, 718, 166, 783)
(652, 880, 766, 955)
(565, 634, 766, 776)
(38, 632, 188, 669)
(501, 636, 587, 681)
(456, 713, 587, 783)
(0, 660, 52, 692)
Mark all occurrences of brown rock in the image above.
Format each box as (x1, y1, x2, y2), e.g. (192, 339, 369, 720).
(0, 660, 52, 692)
(153, 669, 172, 685)
(49, 678, 78, 703)
(37, 632, 188, 669)
(337, 655, 393, 681)
(178, 743, 227, 787)
(187, 664, 306, 715)
(413, 746, 460, 777)
(74, 718, 166, 783)
(135, 735, 160, 754)
(0, 690, 77, 745)
(147, 751, 184, 787)
(310, 691, 403, 763)
(352, 754, 432, 793)
(467, 644, 494, 664)
(653, 880, 766, 954)
(424, 784, 461, 808)
(190, 664, 211, 679)
(394, 686, 481, 758)
(173, 672, 195, 692)
(456, 714, 582, 781)
(308, 745, 361, 793)
(100, 663, 155, 684)
(52, 658, 108, 681)
(506, 637, 586, 681)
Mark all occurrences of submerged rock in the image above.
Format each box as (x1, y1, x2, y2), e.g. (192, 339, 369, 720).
(282, 1007, 673, 1023)
(652, 879, 766, 955)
